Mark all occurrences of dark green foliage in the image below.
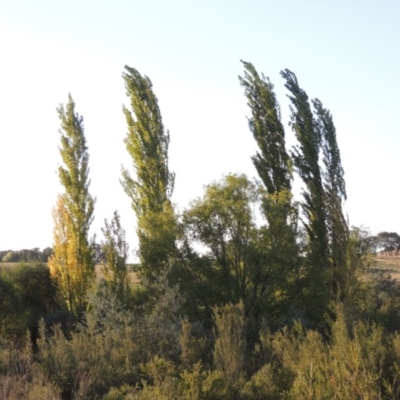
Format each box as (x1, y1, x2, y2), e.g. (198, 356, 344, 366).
(239, 62, 301, 328)
(182, 174, 300, 330)
(0, 264, 61, 340)
(183, 174, 262, 308)
(239, 61, 292, 196)
(376, 232, 400, 254)
(183, 175, 262, 317)
(281, 69, 328, 269)
(313, 98, 349, 300)
(5, 264, 59, 331)
(281, 69, 332, 324)
(0, 275, 24, 338)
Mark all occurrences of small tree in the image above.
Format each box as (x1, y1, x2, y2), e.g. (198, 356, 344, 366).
(101, 211, 129, 301)
(183, 174, 291, 325)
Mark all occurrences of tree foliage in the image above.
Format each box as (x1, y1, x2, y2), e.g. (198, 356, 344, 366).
(239, 61, 292, 197)
(1, 62, 393, 399)
(121, 66, 176, 282)
(239, 62, 301, 323)
(0, 248, 53, 263)
(49, 94, 95, 315)
(313, 98, 349, 299)
(101, 211, 129, 301)
(49, 197, 90, 314)
(375, 232, 400, 255)
(281, 69, 329, 270)
(182, 174, 298, 327)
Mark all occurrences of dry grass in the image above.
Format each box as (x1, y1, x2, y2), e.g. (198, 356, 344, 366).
(0, 262, 20, 269)
(364, 254, 400, 284)
(95, 264, 140, 285)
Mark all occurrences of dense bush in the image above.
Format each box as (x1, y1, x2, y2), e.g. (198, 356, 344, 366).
(0, 263, 62, 341)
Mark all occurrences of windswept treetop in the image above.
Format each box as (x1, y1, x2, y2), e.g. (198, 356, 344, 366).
(313, 98, 347, 203)
(239, 61, 292, 195)
(281, 69, 327, 246)
(121, 66, 175, 216)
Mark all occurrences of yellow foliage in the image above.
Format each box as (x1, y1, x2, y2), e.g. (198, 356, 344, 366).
(48, 196, 91, 314)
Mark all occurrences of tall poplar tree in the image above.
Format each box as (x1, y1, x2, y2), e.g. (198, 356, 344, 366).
(121, 66, 176, 282)
(313, 99, 349, 299)
(49, 94, 95, 315)
(281, 70, 328, 261)
(239, 62, 300, 318)
(281, 69, 330, 322)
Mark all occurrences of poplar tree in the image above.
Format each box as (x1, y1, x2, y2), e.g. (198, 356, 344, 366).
(281, 69, 330, 321)
(281, 70, 328, 261)
(313, 99, 349, 299)
(49, 95, 95, 315)
(121, 66, 176, 282)
(239, 62, 300, 319)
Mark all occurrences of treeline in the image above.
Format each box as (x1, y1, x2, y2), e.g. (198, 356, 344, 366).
(1, 62, 400, 399)
(372, 231, 400, 255)
(0, 245, 107, 264)
(0, 247, 53, 263)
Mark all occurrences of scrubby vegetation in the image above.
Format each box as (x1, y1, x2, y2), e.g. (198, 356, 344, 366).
(1, 62, 400, 399)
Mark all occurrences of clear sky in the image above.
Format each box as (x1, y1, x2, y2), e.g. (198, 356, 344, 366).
(0, 0, 399, 258)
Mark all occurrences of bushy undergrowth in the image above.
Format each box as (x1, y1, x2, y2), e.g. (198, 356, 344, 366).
(2, 288, 400, 399)
(2, 259, 400, 399)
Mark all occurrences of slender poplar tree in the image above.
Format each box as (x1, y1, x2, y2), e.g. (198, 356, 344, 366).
(313, 98, 349, 299)
(239, 62, 300, 319)
(281, 70, 328, 263)
(49, 94, 95, 315)
(121, 66, 176, 282)
(281, 69, 330, 322)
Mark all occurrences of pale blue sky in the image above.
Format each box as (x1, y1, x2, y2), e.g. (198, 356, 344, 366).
(0, 0, 399, 256)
